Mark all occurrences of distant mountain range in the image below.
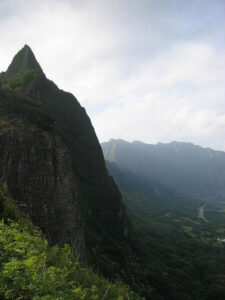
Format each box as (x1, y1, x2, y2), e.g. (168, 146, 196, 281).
(102, 139, 225, 198)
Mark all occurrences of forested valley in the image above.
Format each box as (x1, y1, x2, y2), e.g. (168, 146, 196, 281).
(103, 139, 225, 299)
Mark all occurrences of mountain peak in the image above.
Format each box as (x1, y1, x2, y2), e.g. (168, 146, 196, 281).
(5, 45, 43, 79)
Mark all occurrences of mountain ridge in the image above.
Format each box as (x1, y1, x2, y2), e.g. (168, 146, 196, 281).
(2, 45, 43, 81)
(0, 45, 155, 298)
(0, 44, 130, 246)
(0, 45, 131, 254)
(102, 138, 225, 197)
(103, 138, 223, 153)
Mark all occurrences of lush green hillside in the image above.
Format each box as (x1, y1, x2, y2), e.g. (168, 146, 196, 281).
(0, 190, 141, 300)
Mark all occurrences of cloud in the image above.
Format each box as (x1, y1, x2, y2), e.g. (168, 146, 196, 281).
(0, 0, 225, 150)
(92, 42, 225, 150)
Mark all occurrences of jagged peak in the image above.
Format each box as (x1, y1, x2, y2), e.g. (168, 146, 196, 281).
(5, 44, 43, 79)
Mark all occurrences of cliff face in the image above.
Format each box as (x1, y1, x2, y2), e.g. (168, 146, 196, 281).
(0, 45, 130, 265)
(0, 108, 85, 263)
(15, 71, 128, 240)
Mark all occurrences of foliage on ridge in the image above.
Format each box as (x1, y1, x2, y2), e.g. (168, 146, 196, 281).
(0, 190, 141, 300)
(0, 84, 54, 131)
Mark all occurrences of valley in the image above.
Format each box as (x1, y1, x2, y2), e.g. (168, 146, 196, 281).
(102, 139, 225, 299)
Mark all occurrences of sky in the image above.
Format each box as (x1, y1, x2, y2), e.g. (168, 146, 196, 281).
(0, 0, 225, 150)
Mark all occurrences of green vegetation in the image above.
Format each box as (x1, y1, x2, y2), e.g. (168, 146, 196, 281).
(105, 160, 225, 299)
(0, 190, 19, 223)
(0, 191, 140, 300)
(121, 191, 225, 299)
(3, 69, 40, 90)
(0, 87, 54, 131)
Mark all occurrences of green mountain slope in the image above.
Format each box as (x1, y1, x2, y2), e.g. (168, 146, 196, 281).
(0, 190, 141, 300)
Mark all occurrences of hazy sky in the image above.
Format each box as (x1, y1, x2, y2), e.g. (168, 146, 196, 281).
(1, 0, 225, 150)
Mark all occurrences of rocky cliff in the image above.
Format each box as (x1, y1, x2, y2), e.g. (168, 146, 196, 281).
(0, 88, 86, 262)
(0, 45, 130, 266)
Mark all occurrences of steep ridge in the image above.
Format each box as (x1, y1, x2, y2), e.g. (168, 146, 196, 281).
(2, 45, 43, 82)
(0, 45, 129, 251)
(0, 46, 155, 298)
(0, 46, 128, 242)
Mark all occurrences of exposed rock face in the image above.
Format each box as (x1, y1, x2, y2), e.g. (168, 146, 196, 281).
(0, 121, 86, 262)
(4, 46, 128, 239)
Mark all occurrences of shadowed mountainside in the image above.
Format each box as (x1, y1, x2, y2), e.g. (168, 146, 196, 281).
(102, 138, 225, 197)
(0, 46, 131, 259)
